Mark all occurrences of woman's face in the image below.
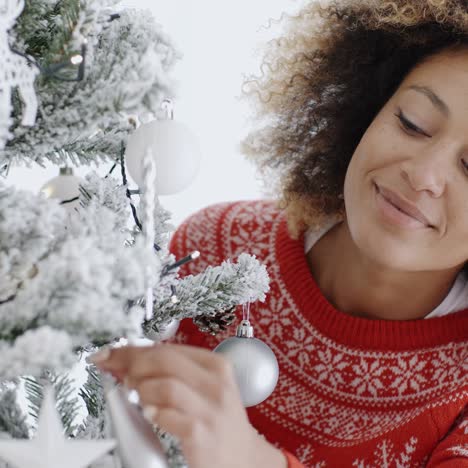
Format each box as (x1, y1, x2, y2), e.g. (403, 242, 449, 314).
(343, 47, 468, 273)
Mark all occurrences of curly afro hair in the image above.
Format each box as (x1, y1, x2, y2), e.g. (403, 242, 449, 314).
(241, 0, 468, 239)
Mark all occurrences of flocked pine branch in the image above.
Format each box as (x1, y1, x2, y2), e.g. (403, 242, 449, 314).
(24, 371, 81, 436)
(78, 364, 105, 426)
(136, 191, 175, 250)
(13, 0, 100, 63)
(79, 172, 131, 232)
(1, 0, 181, 168)
(79, 171, 181, 313)
(0, 387, 29, 439)
(0, 183, 68, 303)
(0, 181, 160, 379)
(81, 170, 175, 249)
(0, 327, 75, 382)
(146, 253, 270, 335)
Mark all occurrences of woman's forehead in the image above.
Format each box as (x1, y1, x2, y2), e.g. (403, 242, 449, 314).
(397, 50, 468, 112)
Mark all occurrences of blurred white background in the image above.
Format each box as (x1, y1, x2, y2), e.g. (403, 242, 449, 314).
(5, 0, 305, 226)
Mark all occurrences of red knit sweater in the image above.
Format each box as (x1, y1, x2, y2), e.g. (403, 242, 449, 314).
(168, 200, 468, 467)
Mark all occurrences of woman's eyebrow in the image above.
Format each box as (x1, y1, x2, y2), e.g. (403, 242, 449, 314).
(404, 84, 450, 118)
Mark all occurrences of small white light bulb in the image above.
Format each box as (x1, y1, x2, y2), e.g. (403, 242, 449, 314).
(70, 54, 83, 65)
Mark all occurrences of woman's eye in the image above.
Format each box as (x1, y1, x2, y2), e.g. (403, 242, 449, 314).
(461, 159, 468, 174)
(394, 110, 428, 137)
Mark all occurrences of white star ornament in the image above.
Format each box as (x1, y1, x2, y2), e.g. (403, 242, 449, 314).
(0, 388, 116, 468)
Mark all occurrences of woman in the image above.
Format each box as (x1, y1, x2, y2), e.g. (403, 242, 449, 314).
(92, 0, 468, 466)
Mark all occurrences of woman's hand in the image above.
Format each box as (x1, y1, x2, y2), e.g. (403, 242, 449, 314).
(90, 343, 287, 468)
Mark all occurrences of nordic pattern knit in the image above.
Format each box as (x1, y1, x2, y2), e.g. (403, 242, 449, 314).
(168, 200, 468, 468)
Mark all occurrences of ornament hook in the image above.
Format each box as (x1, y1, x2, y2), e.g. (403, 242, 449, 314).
(236, 320, 254, 338)
(160, 99, 174, 120)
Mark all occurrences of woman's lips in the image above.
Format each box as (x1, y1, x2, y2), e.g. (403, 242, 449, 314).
(374, 183, 432, 230)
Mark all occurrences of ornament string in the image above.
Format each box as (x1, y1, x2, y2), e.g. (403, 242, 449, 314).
(242, 301, 251, 322)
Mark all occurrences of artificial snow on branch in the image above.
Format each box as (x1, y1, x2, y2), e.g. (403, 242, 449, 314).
(2, 0, 181, 168)
(24, 371, 81, 436)
(0, 387, 29, 439)
(0, 180, 159, 379)
(147, 253, 271, 334)
(0, 327, 75, 381)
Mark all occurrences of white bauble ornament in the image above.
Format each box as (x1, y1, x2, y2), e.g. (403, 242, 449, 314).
(40, 167, 85, 212)
(125, 119, 202, 194)
(213, 320, 279, 407)
(105, 384, 169, 468)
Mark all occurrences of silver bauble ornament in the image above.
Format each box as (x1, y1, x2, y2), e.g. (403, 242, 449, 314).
(40, 167, 84, 213)
(125, 119, 202, 194)
(145, 318, 180, 342)
(105, 384, 169, 468)
(213, 320, 279, 407)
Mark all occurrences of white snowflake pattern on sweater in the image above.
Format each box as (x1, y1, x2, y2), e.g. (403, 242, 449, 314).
(352, 437, 418, 468)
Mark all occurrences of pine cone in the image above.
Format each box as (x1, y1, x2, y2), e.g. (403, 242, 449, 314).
(193, 306, 237, 335)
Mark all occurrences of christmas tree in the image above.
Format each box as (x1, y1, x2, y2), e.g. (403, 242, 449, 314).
(0, 1, 270, 466)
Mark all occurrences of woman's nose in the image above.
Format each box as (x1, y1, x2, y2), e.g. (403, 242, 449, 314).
(399, 145, 454, 198)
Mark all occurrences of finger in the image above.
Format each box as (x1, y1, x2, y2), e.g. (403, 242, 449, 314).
(147, 344, 237, 389)
(90, 344, 239, 411)
(91, 343, 231, 375)
(91, 344, 235, 396)
(171, 345, 238, 394)
(89, 345, 155, 373)
(160, 344, 232, 373)
(124, 346, 218, 395)
(143, 405, 208, 461)
(137, 377, 212, 423)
